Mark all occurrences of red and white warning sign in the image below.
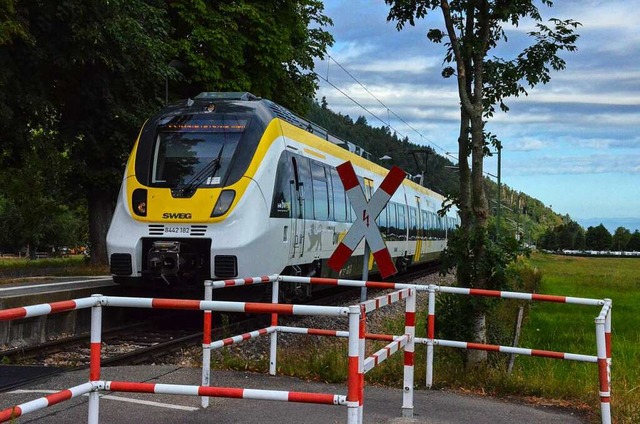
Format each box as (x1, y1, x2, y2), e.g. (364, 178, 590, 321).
(327, 162, 405, 279)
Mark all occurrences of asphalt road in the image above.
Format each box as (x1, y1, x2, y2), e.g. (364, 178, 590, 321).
(0, 366, 586, 423)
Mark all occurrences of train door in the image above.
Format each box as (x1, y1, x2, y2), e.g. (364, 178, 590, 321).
(414, 196, 423, 262)
(363, 177, 374, 270)
(290, 156, 306, 259)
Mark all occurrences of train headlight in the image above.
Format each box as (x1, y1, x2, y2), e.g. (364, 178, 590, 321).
(211, 189, 235, 217)
(132, 188, 147, 216)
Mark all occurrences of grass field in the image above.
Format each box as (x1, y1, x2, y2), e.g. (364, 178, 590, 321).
(520, 253, 640, 423)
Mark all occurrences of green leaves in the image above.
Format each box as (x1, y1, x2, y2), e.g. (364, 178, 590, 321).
(169, 0, 333, 112)
(0, 0, 335, 259)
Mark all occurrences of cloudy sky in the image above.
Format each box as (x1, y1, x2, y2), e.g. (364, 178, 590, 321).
(314, 0, 639, 231)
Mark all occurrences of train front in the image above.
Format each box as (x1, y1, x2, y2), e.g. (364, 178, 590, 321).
(106, 93, 275, 288)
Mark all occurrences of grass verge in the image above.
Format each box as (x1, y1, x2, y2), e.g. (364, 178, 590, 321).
(0, 256, 109, 284)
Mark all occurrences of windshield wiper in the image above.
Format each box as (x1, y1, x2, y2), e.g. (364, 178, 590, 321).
(174, 146, 224, 197)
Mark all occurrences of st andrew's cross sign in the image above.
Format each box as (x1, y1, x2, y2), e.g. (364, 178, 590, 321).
(327, 162, 405, 279)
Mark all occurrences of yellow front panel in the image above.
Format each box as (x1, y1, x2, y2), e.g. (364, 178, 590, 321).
(124, 119, 283, 223)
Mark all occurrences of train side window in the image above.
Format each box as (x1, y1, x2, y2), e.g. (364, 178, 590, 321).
(421, 210, 429, 232)
(377, 205, 388, 234)
(296, 157, 314, 220)
(330, 168, 347, 222)
(388, 203, 397, 237)
(409, 206, 417, 239)
(427, 211, 436, 238)
(397, 204, 406, 231)
(311, 161, 329, 220)
(363, 178, 374, 201)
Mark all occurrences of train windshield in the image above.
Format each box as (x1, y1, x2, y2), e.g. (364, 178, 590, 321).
(151, 116, 249, 188)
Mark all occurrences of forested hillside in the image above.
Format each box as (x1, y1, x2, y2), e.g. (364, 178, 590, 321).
(306, 98, 563, 245)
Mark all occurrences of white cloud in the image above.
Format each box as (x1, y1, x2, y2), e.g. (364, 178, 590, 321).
(350, 56, 442, 74)
(328, 41, 377, 62)
(511, 139, 547, 152)
(506, 153, 640, 176)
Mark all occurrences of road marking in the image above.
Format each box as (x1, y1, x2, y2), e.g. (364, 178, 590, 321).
(9, 389, 199, 412)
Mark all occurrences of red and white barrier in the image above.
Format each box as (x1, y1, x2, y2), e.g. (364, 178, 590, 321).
(0, 382, 96, 422)
(433, 339, 598, 362)
(0, 275, 614, 424)
(364, 335, 409, 372)
(0, 297, 97, 321)
(426, 285, 436, 388)
(201, 281, 213, 408)
(439, 285, 604, 306)
(347, 305, 362, 423)
(401, 288, 416, 417)
(595, 301, 613, 424)
(209, 275, 278, 289)
(422, 283, 612, 424)
(104, 296, 348, 317)
(209, 326, 276, 349)
(280, 275, 405, 290)
(105, 381, 346, 405)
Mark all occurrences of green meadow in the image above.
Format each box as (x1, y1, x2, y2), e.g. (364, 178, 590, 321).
(519, 253, 640, 423)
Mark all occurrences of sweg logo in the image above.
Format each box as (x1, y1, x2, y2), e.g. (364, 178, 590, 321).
(162, 212, 192, 219)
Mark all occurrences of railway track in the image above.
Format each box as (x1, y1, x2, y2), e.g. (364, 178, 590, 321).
(0, 318, 247, 392)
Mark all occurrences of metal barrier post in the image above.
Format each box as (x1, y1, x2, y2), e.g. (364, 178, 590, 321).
(605, 299, 612, 373)
(595, 305, 612, 424)
(201, 281, 213, 408)
(269, 279, 279, 376)
(426, 285, 436, 388)
(88, 294, 103, 424)
(402, 288, 416, 418)
(358, 304, 366, 423)
(347, 305, 360, 424)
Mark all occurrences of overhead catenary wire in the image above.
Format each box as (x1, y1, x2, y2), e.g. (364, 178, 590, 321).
(316, 55, 503, 181)
(316, 55, 458, 164)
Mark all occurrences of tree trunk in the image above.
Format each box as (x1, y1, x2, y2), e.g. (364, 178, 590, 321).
(456, 111, 472, 289)
(467, 309, 488, 365)
(466, 109, 490, 368)
(87, 188, 114, 267)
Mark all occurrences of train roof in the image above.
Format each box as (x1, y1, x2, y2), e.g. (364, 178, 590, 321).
(165, 92, 449, 202)
(189, 92, 373, 161)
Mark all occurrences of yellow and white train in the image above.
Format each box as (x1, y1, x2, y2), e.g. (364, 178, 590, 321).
(106, 92, 458, 294)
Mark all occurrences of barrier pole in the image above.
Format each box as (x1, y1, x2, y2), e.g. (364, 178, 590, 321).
(360, 244, 370, 302)
(269, 279, 279, 376)
(402, 288, 416, 418)
(358, 304, 366, 423)
(347, 305, 360, 424)
(595, 307, 612, 424)
(605, 299, 612, 374)
(426, 285, 436, 388)
(88, 294, 103, 424)
(201, 281, 213, 408)
(0, 382, 95, 423)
